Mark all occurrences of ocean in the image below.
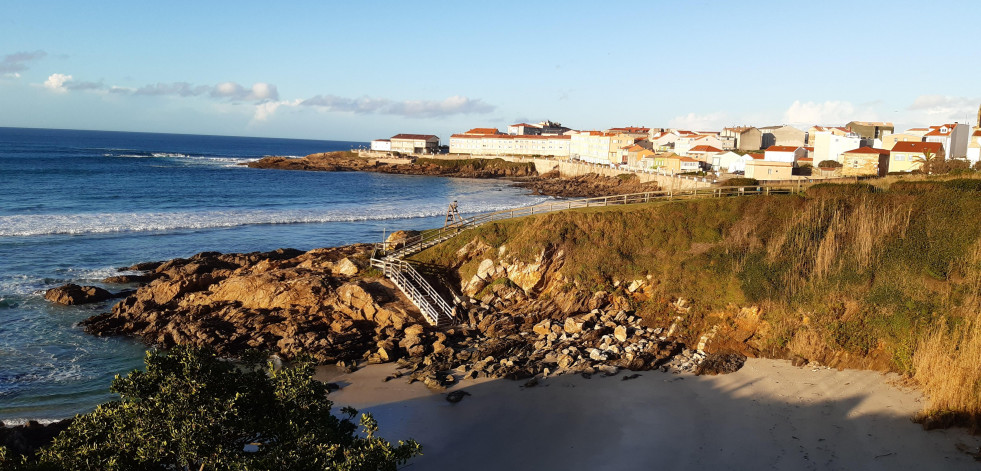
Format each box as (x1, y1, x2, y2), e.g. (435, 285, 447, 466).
(0, 127, 550, 423)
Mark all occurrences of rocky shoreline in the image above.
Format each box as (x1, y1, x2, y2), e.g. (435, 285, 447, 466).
(73, 242, 743, 394)
(245, 152, 661, 198)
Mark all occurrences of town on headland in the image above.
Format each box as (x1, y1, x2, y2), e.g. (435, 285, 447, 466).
(363, 105, 981, 182)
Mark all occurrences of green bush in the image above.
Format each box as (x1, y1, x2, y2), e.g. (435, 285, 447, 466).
(5, 347, 421, 471)
(818, 160, 842, 168)
(805, 182, 878, 198)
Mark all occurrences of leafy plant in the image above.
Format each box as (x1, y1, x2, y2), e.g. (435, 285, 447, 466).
(3, 347, 420, 471)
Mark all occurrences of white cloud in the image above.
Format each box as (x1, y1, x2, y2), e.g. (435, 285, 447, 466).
(782, 100, 862, 126)
(906, 95, 978, 123)
(300, 94, 494, 118)
(43, 73, 72, 92)
(668, 112, 728, 131)
(252, 99, 300, 121)
(211, 81, 279, 101)
(2, 72, 21, 79)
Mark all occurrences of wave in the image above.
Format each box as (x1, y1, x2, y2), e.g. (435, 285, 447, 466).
(0, 199, 550, 238)
(102, 150, 258, 168)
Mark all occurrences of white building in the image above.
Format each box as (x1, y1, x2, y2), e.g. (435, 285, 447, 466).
(370, 139, 391, 152)
(675, 135, 725, 156)
(812, 131, 862, 165)
(967, 129, 981, 165)
(763, 145, 807, 164)
(448, 133, 571, 158)
(924, 123, 970, 159)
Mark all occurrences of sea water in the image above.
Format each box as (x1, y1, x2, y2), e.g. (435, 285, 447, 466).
(0, 127, 549, 422)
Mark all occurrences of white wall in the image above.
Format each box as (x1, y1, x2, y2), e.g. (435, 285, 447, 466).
(813, 132, 861, 164)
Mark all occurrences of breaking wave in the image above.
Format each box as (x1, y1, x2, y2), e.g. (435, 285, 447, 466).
(0, 199, 549, 238)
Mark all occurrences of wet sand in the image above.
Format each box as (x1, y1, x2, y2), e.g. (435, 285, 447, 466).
(324, 358, 981, 470)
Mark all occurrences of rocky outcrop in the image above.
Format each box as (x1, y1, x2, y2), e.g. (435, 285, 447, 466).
(246, 152, 536, 179)
(82, 245, 418, 363)
(515, 171, 661, 198)
(44, 284, 115, 305)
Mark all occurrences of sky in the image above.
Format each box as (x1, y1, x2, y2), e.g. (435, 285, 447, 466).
(1, 0, 980, 142)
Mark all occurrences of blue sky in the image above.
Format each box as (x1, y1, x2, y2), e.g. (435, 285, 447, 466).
(1, 0, 979, 142)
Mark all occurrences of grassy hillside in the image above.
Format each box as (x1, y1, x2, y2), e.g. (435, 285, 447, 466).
(414, 179, 981, 429)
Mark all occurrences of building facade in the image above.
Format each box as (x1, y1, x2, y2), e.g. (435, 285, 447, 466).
(390, 134, 440, 154)
(888, 141, 944, 173)
(841, 147, 890, 177)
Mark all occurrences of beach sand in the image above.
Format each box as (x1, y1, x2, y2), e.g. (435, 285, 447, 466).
(324, 359, 981, 470)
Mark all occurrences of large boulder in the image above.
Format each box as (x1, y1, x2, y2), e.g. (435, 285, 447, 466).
(385, 230, 421, 250)
(44, 284, 113, 305)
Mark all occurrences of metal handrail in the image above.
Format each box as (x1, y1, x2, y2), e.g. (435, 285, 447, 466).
(374, 182, 812, 326)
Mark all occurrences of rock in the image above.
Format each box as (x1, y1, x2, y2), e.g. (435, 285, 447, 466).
(475, 259, 497, 281)
(44, 284, 113, 305)
(588, 349, 608, 361)
(446, 390, 471, 403)
(385, 230, 421, 250)
(696, 351, 747, 376)
(532, 319, 552, 336)
(621, 373, 642, 381)
(333, 258, 359, 276)
(557, 354, 575, 369)
(564, 317, 584, 334)
(614, 325, 628, 343)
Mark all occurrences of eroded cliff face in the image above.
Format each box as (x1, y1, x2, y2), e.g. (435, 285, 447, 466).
(83, 245, 417, 363)
(446, 236, 766, 365)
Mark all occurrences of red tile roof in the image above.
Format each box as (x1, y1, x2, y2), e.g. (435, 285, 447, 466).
(843, 146, 890, 155)
(765, 145, 802, 152)
(464, 128, 501, 135)
(689, 145, 723, 153)
(510, 123, 538, 128)
(891, 141, 944, 154)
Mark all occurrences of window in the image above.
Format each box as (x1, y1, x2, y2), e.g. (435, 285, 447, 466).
(895, 154, 905, 161)
(852, 160, 860, 168)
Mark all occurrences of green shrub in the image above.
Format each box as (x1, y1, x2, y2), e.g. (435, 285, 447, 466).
(14, 347, 421, 470)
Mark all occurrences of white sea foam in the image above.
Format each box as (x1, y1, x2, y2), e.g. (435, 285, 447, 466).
(0, 418, 67, 426)
(0, 198, 549, 238)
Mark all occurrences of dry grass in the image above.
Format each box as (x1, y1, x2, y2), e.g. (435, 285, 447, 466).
(913, 312, 981, 430)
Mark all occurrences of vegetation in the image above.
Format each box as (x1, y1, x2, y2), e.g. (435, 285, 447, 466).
(414, 178, 981, 429)
(817, 160, 842, 168)
(415, 157, 534, 173)
(0, 347, 421, 470)
(718, 177, 759, 186)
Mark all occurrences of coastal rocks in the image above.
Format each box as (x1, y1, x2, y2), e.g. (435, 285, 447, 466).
(385, 230, 421, 250)
(81, 244, 416, 363)
(247, 152, 537, 180)
(1, 419, 73, 458)
(515, 172, 662, 198)
(695, 351, 747, 375)
(44, 284, 114, 305)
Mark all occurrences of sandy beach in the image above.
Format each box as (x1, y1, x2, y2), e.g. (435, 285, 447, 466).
(323, 359, 981, 470)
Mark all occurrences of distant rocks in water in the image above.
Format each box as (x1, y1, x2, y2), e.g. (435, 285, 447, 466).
(44, 284, 114, 305)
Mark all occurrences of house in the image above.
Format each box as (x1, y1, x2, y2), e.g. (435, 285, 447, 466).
(882, 132, 924, 150)
(570, 131, 620, 164)
(390, 134, 440, 154)
(627, 148, 656, 168)
(841, 147, 890, 177)
(687, 145, 724, 163)
(807, 126, 853, 144)
(448, 133, 571, 158)
(711, 151, 745, 173)
(889, 141, 945, 173)
(370, 139, 391, 152)
(924, 123, 970, 159)
(508, 123, 541, 135)
(763, 145, 807, 164)
(745, 160, 793, 180)
(759, 125, 806, 148)
(675, 135, 725, 156)
(812, 132, 862, 166)
(968, 129, 981, 165)
(846, 121, 895, 140)
(662, 155, 701, 172)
